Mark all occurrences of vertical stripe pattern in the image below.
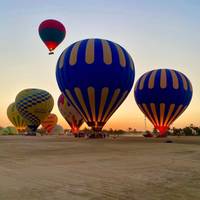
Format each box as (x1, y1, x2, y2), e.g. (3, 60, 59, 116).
(148, 70, 157, 89)
(114, 43, 126, 67)
(87, 87, 96, 121)
(134, 68, 193, 134)
(98, 87, 109, 121)
(160, 69, 167, 88)
(74, 88, 92, 122)
(101, 40, 112, 65)
(56, 38, 135, 130)
(85, 39, 95, 64)
(170, 70, 179, 89)
(69, 41, 81, 65)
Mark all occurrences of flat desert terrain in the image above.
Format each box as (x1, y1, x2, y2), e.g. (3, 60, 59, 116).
(0, 135, 200, 200)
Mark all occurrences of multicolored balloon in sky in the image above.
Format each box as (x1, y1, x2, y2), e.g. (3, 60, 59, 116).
(56, 38, 135, 131)
(38, 19, 66, 54)
(41, 113, 58, 134)
(7, 102, 27, 132)
(134, 69, 193, 137)
(58, 93, 84, 133)
(15, 89, 54, 134)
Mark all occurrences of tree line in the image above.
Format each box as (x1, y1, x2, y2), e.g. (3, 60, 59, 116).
(81, 125, 200, 136)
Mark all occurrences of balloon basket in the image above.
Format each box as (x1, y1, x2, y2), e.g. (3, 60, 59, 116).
(165, 140, 173, 143)
(26, 131, 36, 136)
(74, 132, 85, 138)
(88, 132, 106, 139)
(49, 52, 54, 55)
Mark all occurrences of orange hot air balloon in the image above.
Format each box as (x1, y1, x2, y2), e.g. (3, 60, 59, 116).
(41, 113, 58, 134)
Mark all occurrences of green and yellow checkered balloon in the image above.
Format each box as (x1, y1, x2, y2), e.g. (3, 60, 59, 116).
(15, 89, 54, 132)
(7, 102, 27, 132)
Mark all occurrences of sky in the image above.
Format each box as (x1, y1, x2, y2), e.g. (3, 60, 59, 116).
(0, 0, 199, 131)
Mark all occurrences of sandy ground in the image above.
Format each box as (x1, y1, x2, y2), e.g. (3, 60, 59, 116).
(0, 136, 200, 200)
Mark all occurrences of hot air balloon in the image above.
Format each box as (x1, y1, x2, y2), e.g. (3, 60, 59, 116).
(15, 89, 54, 135)
(50, 124, 64, 135)
(7, 102, 27, 133)
(56, 38, 135, 132)
(58, 93, 84, 134)
(134, 69, 193, 137)
(0, 126, 18, 135)
(38, 19, 66, 54)
(41, 113, 58, 134)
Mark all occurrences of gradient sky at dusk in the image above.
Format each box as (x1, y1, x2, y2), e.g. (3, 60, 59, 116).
(0, 0, 199, 131)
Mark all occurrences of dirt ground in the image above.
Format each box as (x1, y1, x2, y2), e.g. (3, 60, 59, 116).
(0, 135, 200, 200)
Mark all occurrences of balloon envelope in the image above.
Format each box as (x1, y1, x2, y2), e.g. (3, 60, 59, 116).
(58, 93, 84, 133)
(50, 125, 64, 135)
(15, 89, 54, 132)
(7, 102, 27, 132)
(134, 69, 193, 136)
(41, 113, 58, 133)
(39, 19, 66, 53)
(56, 38, 135, 131)
(0, 126, 18, 135)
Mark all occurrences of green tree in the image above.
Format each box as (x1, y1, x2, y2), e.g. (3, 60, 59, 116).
(182, 127, 193, 136)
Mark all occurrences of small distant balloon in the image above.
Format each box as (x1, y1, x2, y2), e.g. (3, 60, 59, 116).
(56, 38, 135, 131)
(134, 69, 193, 137)
(0, 126, 18, 135)
(41, 113, 58, 134)
(50, 124, 65, 135)
(58, 94, 84, 134)
(7, 102, 27, 132)
(15, 88, 54, 135)
(38, 19, 66, 54)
